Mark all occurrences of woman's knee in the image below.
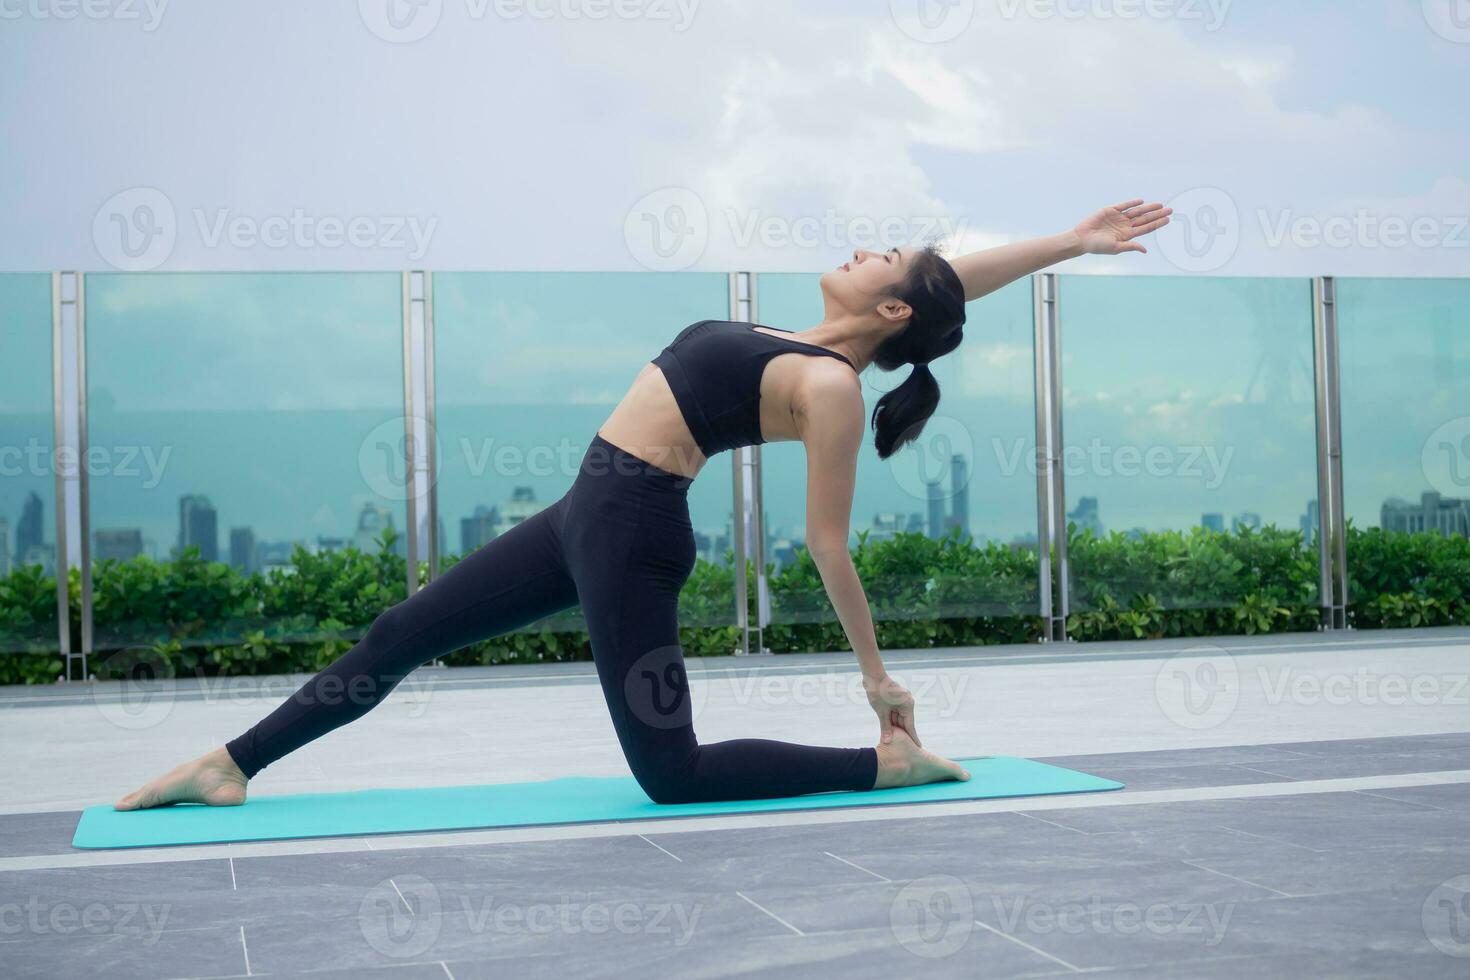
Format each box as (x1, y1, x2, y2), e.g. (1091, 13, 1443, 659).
(628, 750, 703, 805)
(365, 602, 412, 647)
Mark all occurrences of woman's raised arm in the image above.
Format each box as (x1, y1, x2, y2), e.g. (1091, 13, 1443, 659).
(949, 199, 1173, 301)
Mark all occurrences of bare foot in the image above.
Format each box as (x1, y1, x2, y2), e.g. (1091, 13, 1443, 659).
(872, 727, 971, 790)
(114, 746, 249, 810)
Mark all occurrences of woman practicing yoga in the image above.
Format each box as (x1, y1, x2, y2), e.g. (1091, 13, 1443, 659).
(117, 200, 1170, 810)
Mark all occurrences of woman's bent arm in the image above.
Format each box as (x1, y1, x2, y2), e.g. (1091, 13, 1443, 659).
(798, 366, 886, 681)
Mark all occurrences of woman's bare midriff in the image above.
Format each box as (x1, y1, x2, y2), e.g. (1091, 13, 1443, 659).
(597, 353, 818, 481)
(597, 363, 709, 479)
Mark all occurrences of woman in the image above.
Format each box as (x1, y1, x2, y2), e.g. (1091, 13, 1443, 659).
(117, 200, 1170, 810)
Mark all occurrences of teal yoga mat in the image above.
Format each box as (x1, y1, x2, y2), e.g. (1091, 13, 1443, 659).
(72, 756, 1123, 849)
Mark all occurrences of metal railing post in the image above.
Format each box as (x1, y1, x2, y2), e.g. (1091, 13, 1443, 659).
(1312, 276, 1350, 629)
(400, 271, 420, 596)
(51, 273, 73, 678)
(1032, 274, 1069, 642)
(77, 272, 91, 668)
(728, 271, 770, 655)
(420, 272, 438, 582)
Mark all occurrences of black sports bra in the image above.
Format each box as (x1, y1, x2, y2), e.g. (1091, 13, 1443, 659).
(650, 319, 857, 458)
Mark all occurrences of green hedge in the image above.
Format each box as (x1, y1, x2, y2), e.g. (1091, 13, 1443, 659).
(2, 521, 1467, 684)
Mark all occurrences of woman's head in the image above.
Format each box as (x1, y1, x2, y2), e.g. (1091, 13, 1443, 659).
(819, 243, 966, 459)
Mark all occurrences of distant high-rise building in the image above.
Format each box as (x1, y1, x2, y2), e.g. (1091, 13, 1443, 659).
(1382, 491, 1470, 539)
(1232, 512, 1262, 534)
(14, 491, 43, 568)
(499, 487, 543, 530)
(256, 540, 298, 574)
(1201, 513, 1225, 533)
(230, 527, 257, 572)
(1068, 497, 1103, 537)
(20, 543, 56, 576)
(461, 505, 499, 554)
(353, 502, 396, 554)
(178, 495, 219, 561)
(947, 453, 969, 538)
(95, 528, 144, 563)
(926, 479, 944, 539)
(869, 513, 905, 542)
(0, 517, 10, 578)
(1300, 500, 1319, 547)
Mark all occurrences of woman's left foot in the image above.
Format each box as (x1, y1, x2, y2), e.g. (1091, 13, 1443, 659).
(873, 727, 971, 790)
(114, 746, 249, 810)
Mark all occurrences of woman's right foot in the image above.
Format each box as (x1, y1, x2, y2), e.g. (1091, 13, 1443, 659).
(873, 727, 971, 790)
(114, 746, 249, 810)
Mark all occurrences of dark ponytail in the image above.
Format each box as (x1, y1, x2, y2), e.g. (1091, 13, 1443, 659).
(869, 244, 966, 459)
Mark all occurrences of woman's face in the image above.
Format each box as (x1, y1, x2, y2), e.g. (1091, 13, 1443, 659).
(819, 246, 916, 320)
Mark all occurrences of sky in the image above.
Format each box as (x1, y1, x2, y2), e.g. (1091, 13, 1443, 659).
(2, 1, 1468, 602)
(1, 0, 1467, 276)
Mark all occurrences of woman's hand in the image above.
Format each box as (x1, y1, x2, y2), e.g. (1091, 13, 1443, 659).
(864, 673, 920, 747)
(1072, 199, 1173, 256)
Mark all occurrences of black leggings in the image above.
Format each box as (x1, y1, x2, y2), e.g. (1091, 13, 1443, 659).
(225, 432, 877, 804)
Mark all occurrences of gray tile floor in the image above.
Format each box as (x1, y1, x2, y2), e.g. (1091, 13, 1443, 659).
(3, 628, 1470, 977)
